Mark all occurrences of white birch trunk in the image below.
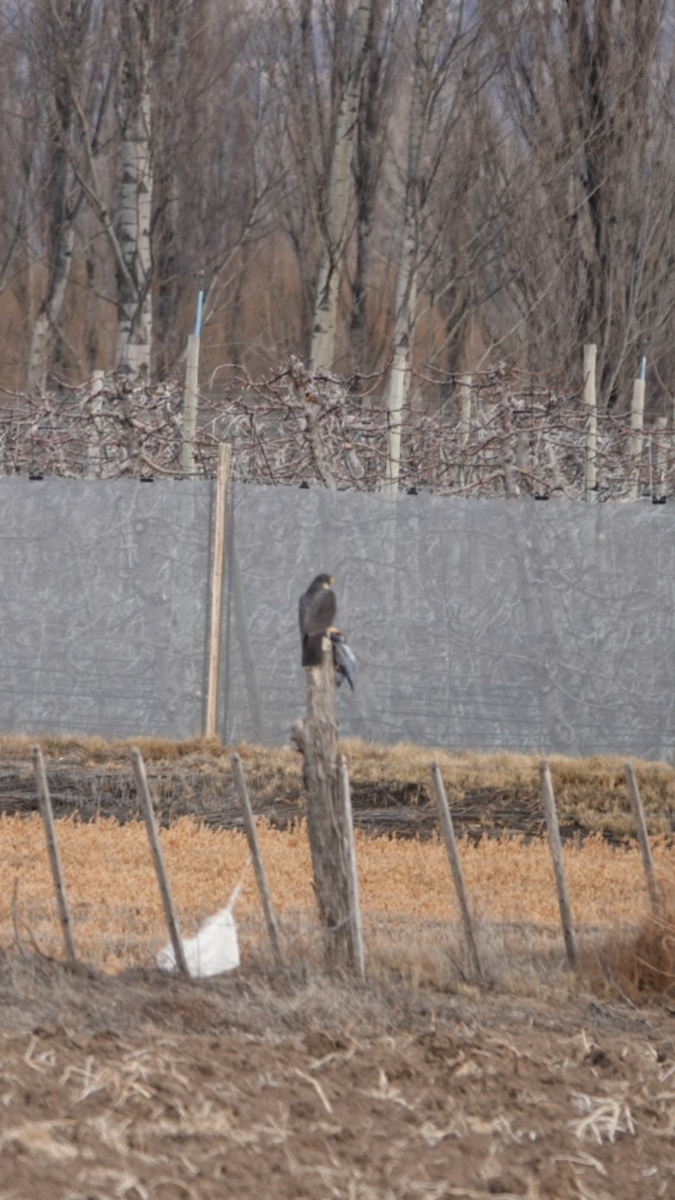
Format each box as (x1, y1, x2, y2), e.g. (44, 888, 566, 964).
(27, 221, 75, 393)
(383, 0, 441, 492)
(116, 0, 154, 382)
(311, 0, 373, 371)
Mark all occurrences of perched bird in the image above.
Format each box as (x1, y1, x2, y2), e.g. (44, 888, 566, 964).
(329, 628, 356, 691)
(299, 573, 337, 666)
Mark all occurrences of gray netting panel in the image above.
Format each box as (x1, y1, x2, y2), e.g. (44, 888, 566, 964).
(224, 485, 675, 759)
(0, 478, 213, 738)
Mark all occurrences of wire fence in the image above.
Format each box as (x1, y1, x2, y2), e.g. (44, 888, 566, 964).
(1, 359, 671, 500)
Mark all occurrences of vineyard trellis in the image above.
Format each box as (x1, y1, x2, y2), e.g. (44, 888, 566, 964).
(0, 358, 672, 500)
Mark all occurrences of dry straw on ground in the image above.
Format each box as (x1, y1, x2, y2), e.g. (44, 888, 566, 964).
(2, 812, 672, 977)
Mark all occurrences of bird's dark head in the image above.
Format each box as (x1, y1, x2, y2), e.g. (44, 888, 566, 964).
(312, 573, 334, 588)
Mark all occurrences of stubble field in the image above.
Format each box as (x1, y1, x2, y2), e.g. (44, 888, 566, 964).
(2, 736, 675, 1199)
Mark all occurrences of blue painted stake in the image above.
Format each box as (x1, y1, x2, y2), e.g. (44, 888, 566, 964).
(194, 289, 204, 337)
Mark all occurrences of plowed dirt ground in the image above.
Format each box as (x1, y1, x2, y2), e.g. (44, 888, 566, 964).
(1, 951, 675, 1200)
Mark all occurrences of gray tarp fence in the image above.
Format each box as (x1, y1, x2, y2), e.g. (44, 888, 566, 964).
(1, 477, 673, 758)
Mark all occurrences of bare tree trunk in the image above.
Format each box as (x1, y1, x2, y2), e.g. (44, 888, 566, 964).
(27, 223, 74, 392)
(350, 0, 387, 373)
(383, 0, 442, 491)
(116, 0, 154, 381)
(26, 3, 87, 392)
(311, 0, 373, 371)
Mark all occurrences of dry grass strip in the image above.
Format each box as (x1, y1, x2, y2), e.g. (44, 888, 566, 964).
(2, 812, 674, 975)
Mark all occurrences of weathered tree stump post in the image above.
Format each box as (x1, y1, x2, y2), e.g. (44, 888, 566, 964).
(291, 637, 362, 973)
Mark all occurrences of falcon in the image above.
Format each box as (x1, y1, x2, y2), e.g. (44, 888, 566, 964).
(299, 573, 337, 667)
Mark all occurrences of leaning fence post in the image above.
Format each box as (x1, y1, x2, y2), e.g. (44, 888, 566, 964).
(540, 761, 577, 967)
(130, 748, 190, 977)
(230, 752, 285, 968)
(31, 746, 77, 965)
(624, 762, 660, 916)
(430, 762, 482, 982)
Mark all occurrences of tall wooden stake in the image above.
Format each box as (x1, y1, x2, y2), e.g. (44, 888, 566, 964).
(430, 762, 482, 983)
(206, 442, 232, 737)
(629, 376, 645, 500)
(291, 638, 361, 972)
(181, 332, 200, 475)
(32, 746, 77, 965)
(230, 752, 285, 968)
(130, 747, 190, 977)
(540, 761, 577, 967)
(624, 762, 660, 916)
(583, 344, 597, 501)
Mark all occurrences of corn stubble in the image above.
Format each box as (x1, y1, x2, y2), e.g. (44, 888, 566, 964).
(2, 811, 674, 1000)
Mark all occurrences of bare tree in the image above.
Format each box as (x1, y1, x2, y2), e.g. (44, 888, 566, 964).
(25, 1, 94, 391)
(115, 0, 154, 380)
(310, 0, 373, 370)
(491, 0, 675, 409)
(384, 0, 489, 488)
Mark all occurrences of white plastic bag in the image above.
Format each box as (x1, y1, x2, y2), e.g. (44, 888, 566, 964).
(156, 878, 243, 978)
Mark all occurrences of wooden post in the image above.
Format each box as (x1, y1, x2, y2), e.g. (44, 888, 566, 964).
(455, 373, 472, 489)
(87, 369, 105, 478)
(653, 415, 667, 502)
(230, 752, 285, 968)
(430, 762, 482, 982)
(624, 762, 660, 915)
(130, 747, 190, 977)
(205, 442, 232, 738)
(291, 638, 360, 972)
(181, 332, 200, 475)
(31, 746, 77, 965)
(583, 344, 597, 501)
(231, 541, 264, 741)
(628, 376, 645, 500)
(340, 755, 365, 980)
(540, 761, 577, 967)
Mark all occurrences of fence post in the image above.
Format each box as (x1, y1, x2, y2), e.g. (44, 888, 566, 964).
(455, 373, 472, 490)
(130, 747, 190, 977)
(539, 761, 577, 967)
(181, 333, 200, 476)
(653, 415, 667, 502)
(624, 762, 660, 915)
(87, 369, 105, 478)
(230, 752, 285, 967)
(583, 344, 597, 501)
(32, 746, 77, 965)
(629, 376, 646, 501)
(205, 442, 232, 738)
(291, 640, 361, 973)
(430, 762, 482, 983)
